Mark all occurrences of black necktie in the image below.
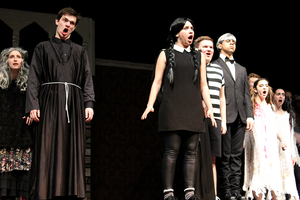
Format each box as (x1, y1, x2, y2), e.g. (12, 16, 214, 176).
(225, 57, 235, 64)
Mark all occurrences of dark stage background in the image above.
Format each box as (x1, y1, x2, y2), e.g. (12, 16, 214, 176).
(91, 65, 164, 199)
(1, 3, 299, 199)
(2, 2, 299, 93)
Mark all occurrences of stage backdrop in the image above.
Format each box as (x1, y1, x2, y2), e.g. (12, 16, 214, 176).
(91, 60, 164, 199)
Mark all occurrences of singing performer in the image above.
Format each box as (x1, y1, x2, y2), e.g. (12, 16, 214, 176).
(243, 79, 285, 200)
(274, 88, 299, 200)
(26, 7, 95, 200)
(141, 17, 215, 200)
(194, 36, 226, 200)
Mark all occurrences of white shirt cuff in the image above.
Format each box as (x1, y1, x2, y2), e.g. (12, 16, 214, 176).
(246, 117, 254, 122)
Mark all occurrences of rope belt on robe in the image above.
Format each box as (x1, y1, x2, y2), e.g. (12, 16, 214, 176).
(41, 82, 81, 123)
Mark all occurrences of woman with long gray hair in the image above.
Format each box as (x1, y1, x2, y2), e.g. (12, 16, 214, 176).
(0, 47, 33, 200)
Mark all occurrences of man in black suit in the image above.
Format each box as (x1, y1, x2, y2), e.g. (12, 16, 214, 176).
(212, 33, 254, 200)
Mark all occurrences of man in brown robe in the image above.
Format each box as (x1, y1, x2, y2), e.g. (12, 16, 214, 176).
(26, 7, 95, 200)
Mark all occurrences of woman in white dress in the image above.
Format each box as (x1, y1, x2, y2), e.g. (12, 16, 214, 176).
(243, 78, 286, 200)
(274, 88, 299, 200)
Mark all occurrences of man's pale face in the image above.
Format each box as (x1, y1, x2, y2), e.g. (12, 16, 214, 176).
(55, 14, 77, 40)
(218, 39, 236, 57)
(198, 40, 214, 64)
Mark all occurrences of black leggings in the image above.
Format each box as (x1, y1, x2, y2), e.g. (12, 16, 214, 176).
(161, 131, 199, 190)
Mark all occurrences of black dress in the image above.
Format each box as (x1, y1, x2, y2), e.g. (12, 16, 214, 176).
(159, 48, 214, 199)
(158, 49, 205, 133)
(0, 82, 33, 198)
(26, 38, 95, 200)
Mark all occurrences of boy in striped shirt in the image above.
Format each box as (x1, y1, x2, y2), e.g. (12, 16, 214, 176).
(194, 36, 227, 200)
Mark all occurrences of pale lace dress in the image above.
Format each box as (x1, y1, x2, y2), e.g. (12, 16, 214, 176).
(276, 112, 299, 200)
(243, 104, 283, 200)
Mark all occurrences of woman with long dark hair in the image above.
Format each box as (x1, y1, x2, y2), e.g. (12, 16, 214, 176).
(274, 88, 299, 200)
(141, 18, 215, 200)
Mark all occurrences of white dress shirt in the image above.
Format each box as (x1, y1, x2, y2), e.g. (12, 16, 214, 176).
(220, 53, 235, 81)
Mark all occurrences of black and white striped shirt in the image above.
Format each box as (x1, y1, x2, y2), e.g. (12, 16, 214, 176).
(206, 63, 225, 120)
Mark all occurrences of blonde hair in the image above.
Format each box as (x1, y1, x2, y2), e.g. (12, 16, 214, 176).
(0, 47, 29, 92)
(247, 73, 260, 81)
(194, 36, 213, 49)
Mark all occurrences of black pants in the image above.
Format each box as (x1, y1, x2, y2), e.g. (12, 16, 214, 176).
(161, 131, 199, 191)
(218, 116, 246, 196)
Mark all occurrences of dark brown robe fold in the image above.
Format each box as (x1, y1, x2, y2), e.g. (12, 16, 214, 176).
(26, 38, 95, 200)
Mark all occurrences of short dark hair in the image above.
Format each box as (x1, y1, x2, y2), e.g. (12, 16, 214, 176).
(56, 7, 81, 25)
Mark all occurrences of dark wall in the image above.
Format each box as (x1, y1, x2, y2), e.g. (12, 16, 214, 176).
(91, 65, 164, 199)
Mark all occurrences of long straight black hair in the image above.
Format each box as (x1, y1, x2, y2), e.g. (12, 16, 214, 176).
(166, 18, 199, 85)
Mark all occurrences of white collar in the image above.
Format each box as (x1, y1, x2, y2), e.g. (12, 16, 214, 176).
(220, 53, 234, 62)
(174, 44, 191, 53)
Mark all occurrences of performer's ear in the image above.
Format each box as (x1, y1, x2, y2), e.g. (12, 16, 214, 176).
(55, 19, 59, 26)
(217, 43, 222, 50)
(253, 88, 258, 94)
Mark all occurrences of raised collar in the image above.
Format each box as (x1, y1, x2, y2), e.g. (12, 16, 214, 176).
(174, 44, 191, 53)
(53, 36, 71, 44)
